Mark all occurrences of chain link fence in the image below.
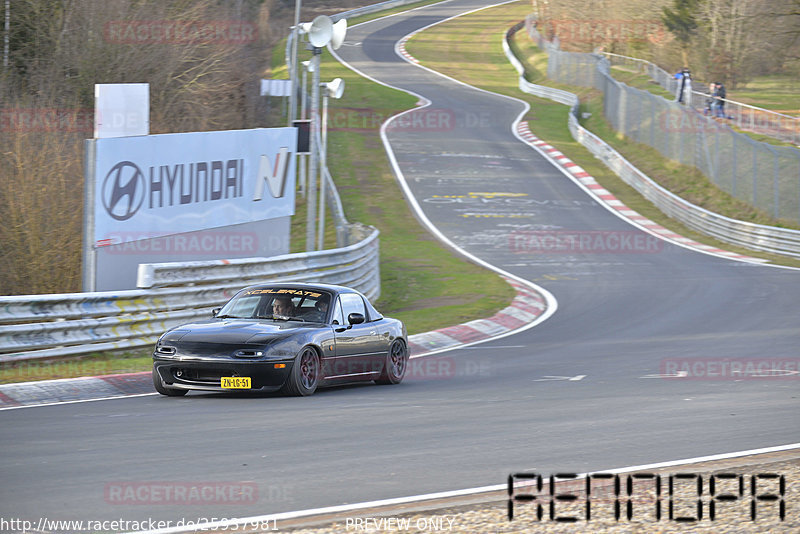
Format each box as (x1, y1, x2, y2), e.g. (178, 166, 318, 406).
(602, 52, 800, 147)
(527, 17, 800, 224)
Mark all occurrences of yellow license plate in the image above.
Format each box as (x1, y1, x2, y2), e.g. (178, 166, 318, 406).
(221, 377, 251, 389)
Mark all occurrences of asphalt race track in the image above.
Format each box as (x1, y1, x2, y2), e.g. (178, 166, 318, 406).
(1, 0, 798, 526)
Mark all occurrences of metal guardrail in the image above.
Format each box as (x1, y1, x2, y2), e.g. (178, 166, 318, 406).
(0, 225, 380, 363)
(506, 21, 800, 259)
(137, 224, 378, 289)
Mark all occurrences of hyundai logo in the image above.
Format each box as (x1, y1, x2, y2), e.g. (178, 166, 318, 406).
(102, 161, 145, 221)
(254, 147, 290, 201)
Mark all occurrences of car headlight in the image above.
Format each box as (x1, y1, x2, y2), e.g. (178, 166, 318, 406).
(233, 349, 265, 358)
(155, 345, 177, 356)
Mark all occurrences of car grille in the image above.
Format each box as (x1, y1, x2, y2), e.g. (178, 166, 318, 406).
(174, 368, 234, 384)
(175, 343, 242, 358)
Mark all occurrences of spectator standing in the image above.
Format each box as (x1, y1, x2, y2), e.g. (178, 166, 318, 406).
(704, 82, 715, 116)
(674, 69, 684, 102)
(714, 82, 727, 118)
(675, 68, 691, 104)
(682, 71, 692, 106)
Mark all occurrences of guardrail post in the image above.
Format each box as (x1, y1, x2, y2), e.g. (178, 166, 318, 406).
(752, 141, 758, 207)
(732, 130, 738, 196)
(773, 150, 779, 219)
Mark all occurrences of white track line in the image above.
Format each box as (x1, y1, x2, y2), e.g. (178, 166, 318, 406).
(0, 392, 157, 412)
(130, 442, 800, 533)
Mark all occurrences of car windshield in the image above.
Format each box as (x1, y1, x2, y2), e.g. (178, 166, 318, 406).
(217, 287, 332, 323)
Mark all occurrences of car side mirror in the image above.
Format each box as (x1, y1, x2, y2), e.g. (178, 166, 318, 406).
(347, 312, 365, 325)
(211, 307, 221, 318)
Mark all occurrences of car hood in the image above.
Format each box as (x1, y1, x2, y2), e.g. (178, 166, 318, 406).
(162, 319, 317, 344)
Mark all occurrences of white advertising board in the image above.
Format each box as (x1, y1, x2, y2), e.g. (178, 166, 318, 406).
(93, 128, 296, 247)
(260, 79, 292, 96)
(94, 83, 150, 138)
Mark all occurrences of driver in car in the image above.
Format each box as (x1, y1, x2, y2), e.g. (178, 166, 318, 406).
(272, 297, 295, 317)
(309, 297, 329, 322)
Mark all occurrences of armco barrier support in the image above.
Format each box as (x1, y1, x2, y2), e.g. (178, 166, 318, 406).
(505, 22, 800, 259)
(0, 226, 379, 363)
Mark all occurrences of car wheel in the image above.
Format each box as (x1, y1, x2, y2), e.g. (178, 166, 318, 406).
(152, 368, 188, 396)
(376, 340, 408, 385)
(281, 347, 320, 396)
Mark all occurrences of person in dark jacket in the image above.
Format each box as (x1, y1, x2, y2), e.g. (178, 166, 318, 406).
(714, 82, 727, 118)
(675, 68, 691, 104)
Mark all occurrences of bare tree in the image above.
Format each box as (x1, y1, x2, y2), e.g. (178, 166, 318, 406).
(694, 0, 762, 87)
(0, 0, 385, 295)
(0, 114, 84, 294)
(756, 0, 800, 62)
(0, 0, 267, 295)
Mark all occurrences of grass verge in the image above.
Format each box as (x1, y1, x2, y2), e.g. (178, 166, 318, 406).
(729, 75, 800, 114)
(405, 0, 800, 269)
(0, 349, 153, 385)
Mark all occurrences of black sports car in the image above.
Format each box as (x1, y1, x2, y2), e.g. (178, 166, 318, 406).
(152, 283, 408, 396)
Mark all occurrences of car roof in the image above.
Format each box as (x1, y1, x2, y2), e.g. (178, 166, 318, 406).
(240, 282, 359, 296)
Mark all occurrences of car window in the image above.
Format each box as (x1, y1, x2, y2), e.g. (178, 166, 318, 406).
(296, 299, 315, 313)
(220, 287, 336, 320)
(227, 295, 261, 317)
(340, 293, 366, 322)
(330, 297, 345, 325)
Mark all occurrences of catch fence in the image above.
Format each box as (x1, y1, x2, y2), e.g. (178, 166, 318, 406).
(526, 17, 800, 225)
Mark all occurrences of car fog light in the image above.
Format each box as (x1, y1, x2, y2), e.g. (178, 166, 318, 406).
(176, 369, 183, 377)
(234, 350, 264, 358)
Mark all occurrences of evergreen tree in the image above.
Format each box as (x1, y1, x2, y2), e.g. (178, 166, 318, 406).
(661, 0, 699, 66)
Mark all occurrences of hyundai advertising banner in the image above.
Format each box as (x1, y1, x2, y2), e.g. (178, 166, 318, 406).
(93, 127, 296, 247)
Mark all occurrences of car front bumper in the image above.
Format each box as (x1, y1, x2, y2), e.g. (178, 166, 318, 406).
(153, 357, 294, 392)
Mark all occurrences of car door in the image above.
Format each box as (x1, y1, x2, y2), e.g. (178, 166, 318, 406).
(328, 293, 383, 380)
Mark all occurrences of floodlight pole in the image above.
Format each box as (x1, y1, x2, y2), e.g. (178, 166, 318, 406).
(301, 64, 309, 120)
(298, 14, 343, 252)
(317, 88, 330, 251)
(305, 49, 321, 251)
(298, 61, 310, 197)
(288, 0, 302, 126)
(317, 78, 344, 251)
